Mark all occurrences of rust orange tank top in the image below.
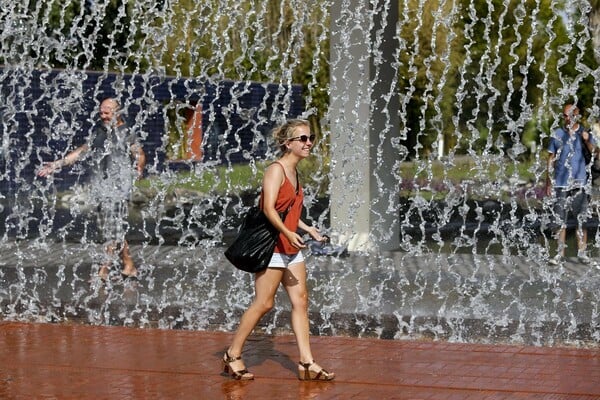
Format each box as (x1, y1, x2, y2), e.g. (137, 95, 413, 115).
(260, 162, 303, 255)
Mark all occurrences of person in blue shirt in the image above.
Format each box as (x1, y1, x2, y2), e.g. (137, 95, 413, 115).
(546, 103, 595, 265)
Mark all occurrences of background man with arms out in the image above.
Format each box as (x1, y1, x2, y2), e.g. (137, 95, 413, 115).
(38, 97, 145, 280)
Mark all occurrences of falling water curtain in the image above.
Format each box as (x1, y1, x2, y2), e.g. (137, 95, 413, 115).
(1, 0, 600, 344)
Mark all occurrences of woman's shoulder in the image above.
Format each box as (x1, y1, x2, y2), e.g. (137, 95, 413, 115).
(263, 161, 286, 185)
(268, 160, 286, 169)
(265, 161, 284, 174)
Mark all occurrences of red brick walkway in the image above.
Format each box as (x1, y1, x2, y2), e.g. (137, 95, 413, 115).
(0, 321, 599, 399)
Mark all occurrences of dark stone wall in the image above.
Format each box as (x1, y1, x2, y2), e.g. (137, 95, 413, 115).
(0, 67, 304, 194)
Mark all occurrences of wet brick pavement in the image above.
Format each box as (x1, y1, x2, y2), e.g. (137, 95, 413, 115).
(1, 321, 599, 399)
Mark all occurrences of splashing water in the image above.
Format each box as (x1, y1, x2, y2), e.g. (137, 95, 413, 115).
(1, 0, 600, 346)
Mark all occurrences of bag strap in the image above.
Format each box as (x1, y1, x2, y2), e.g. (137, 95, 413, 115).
(272, 161, 300, 194)
(578, 127, 594, 164)
(258, 161, 299, 215)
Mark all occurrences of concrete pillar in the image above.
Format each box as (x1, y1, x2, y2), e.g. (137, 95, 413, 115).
(329, 0, 400, 251)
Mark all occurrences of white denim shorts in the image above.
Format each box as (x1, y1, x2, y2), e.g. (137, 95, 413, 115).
(268, 251, 304, 268)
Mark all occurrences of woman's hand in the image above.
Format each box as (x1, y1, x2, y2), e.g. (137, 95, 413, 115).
(284, 230, 307, 249)
(304, 226, 328, 242)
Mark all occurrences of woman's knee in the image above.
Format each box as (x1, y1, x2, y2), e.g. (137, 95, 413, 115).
(252, 299, 275, 314)
(290, 291, 309, 310)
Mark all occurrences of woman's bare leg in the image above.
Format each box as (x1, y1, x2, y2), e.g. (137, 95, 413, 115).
(282, 262, 313, 363)
(227, 268, 284, 369)
(283, 261, 334, 379)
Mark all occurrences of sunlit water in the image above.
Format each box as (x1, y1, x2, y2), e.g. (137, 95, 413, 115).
(1, 0, 600, 346)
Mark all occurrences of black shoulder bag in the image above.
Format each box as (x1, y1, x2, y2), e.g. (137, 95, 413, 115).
(225, 164, 298, 273)
(224, 207, 287, 273)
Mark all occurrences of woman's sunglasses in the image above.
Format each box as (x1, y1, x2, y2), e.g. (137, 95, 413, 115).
(288, 134, 316, 143)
